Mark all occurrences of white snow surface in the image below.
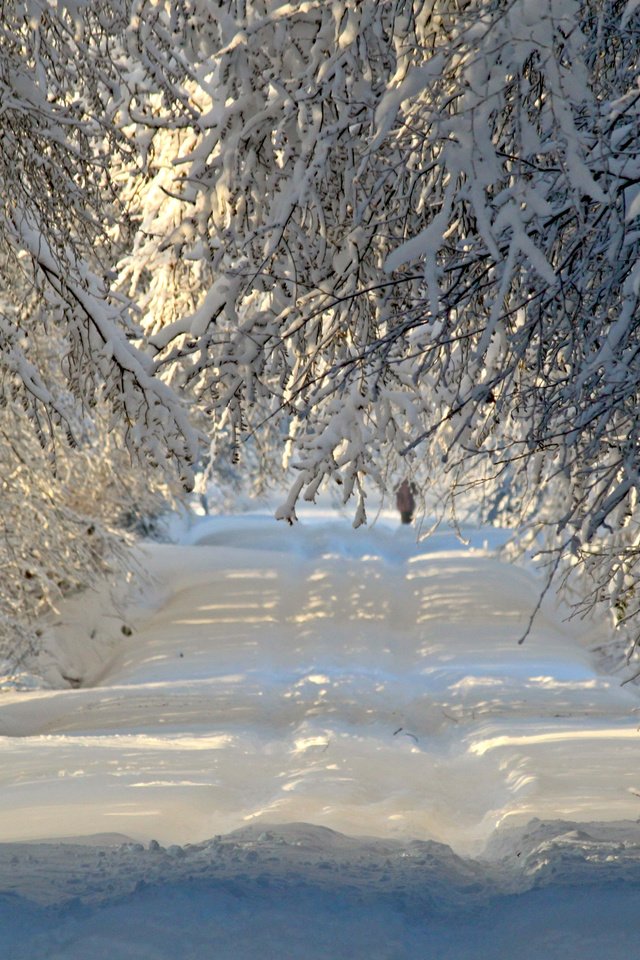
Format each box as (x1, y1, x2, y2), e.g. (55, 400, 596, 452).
(2, 506, 640, 957)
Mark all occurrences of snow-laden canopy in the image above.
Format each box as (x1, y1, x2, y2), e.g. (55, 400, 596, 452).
(2, 0, 640, 655)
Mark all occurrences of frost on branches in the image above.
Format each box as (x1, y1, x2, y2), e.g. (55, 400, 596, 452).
(125, 0, 640, 644)
(0, 1, 197, 666)
(2, 0, 640, 661)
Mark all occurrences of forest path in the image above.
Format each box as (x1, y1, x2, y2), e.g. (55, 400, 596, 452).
(0, 513, 638, 856)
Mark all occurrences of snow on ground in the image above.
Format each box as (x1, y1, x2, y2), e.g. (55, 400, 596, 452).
(1, 505, 640, 957)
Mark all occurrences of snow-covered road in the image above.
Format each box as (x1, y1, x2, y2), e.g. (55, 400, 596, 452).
(2, 511, 640, 957)
(0, 514, 639, 854)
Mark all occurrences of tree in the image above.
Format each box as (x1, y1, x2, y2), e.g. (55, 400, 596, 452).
(2, 0, 640, 663)
(124, 0, 640, 645)
(0, 1, 196, 667)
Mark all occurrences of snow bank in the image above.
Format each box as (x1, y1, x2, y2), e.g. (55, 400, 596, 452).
(2, 820, 640, 959)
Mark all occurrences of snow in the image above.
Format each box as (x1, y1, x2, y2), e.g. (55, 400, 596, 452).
(2, 505, 640, 956)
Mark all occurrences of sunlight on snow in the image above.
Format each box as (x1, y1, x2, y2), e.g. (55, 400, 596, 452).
(1, 517, 639, 857)
(470, 727, 640, 757)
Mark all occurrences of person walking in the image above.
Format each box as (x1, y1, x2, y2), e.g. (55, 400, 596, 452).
(396, 479, 416, 524)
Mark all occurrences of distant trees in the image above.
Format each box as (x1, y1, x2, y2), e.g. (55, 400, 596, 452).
(2, 0, 640, 663)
